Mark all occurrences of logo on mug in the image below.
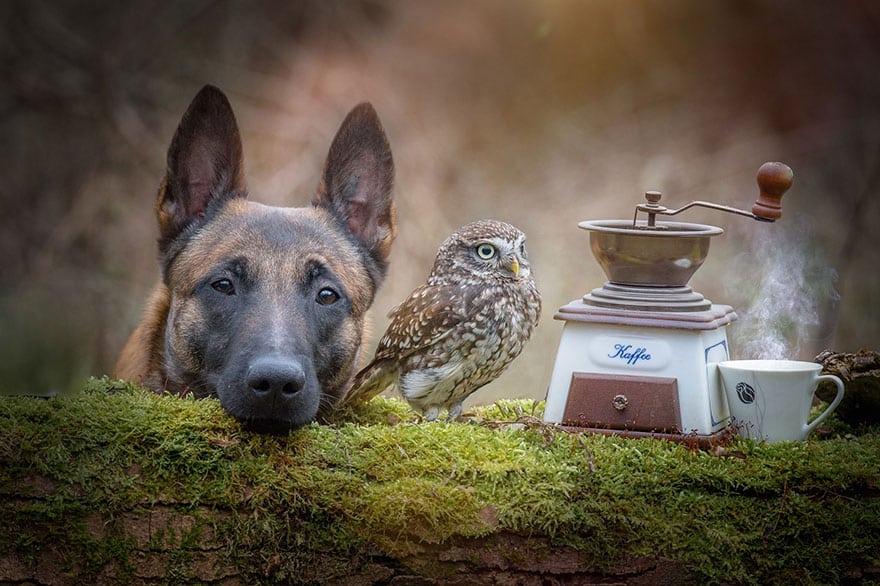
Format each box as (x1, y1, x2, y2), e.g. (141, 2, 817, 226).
(736, 382, 756, 404)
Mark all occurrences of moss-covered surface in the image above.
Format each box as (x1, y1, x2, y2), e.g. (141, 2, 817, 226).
(1, 377, 879, 585)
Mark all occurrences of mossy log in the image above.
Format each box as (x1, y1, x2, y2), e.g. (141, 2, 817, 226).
(817, 349, 880, 425)
(2, 378, 879, 585)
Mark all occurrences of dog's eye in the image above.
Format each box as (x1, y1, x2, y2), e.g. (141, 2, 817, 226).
(316, 287, 340, 305)
(211, 279, 236, 295)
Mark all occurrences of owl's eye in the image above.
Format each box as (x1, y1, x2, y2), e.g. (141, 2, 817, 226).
(476, 243, 496, 260)
(211, 278, 236, 296)
(316, 287, 340, 305)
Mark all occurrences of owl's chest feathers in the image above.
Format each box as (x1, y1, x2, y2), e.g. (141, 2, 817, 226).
(399, 280, 538, 405)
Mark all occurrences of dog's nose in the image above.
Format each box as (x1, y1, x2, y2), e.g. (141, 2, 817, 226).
(246, 357, 306, 398)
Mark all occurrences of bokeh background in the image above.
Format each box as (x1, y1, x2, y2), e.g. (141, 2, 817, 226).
(2, 0, 878, 406)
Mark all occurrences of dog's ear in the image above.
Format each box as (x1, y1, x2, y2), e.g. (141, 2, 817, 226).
(314, 103, 397, 272)
(157, 85, 246, 253)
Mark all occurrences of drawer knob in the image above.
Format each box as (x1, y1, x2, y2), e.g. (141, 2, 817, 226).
(612, 394, 629, 411)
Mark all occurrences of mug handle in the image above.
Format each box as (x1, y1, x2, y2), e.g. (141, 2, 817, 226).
(804, 374, 846, 436)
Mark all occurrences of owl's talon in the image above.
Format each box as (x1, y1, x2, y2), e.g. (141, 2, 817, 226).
(423, 406, 440, 422)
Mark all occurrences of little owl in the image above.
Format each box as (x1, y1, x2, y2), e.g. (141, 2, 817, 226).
(344, 219, 541, 420)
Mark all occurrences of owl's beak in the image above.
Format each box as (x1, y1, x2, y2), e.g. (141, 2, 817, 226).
(508, 257, 520, 277)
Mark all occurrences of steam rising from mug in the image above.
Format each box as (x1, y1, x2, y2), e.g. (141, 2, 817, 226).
(729, 216, 839, 361)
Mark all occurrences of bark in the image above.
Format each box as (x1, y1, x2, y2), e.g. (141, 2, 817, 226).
(0, 498, 694, 586)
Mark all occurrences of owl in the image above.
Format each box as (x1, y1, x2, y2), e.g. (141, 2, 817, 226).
(344, 219, 541, 421)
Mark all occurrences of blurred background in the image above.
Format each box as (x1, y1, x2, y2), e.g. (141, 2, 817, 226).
(1, 0, 878, 406)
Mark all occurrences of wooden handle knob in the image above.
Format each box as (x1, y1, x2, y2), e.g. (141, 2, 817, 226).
(752, 162, 793, 221)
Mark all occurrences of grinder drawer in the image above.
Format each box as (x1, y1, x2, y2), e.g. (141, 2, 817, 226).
(562, 372, 681, 432)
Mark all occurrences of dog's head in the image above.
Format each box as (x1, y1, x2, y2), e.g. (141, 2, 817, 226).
(155, 85, 395, 432)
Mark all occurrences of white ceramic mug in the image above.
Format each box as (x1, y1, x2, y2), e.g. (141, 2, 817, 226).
(716, 360, 845, 442)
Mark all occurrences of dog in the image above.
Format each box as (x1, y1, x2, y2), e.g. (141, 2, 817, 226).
(114, 85, 396, 433)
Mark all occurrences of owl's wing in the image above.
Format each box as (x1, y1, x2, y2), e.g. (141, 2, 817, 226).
(341, 284, 469, 405)
(375, 283, 469, 361)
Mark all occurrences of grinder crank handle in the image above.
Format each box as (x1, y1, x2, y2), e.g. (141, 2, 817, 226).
(752, 162, 794, 221)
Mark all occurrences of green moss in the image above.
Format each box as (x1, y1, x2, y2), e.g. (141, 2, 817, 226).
(1, 377, 879, 585)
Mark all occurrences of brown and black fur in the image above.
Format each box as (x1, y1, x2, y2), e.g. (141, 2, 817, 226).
(114, 85, 396, 433)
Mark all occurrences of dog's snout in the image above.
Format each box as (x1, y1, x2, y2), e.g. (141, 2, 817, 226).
(231, 355, 319, 433)
(247, 358, 306, 398)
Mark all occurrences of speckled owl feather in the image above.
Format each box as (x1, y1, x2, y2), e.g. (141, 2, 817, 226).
(343, 219, 541, 421)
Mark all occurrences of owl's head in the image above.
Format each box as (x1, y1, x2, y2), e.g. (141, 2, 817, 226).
(430, 219, 533, 283)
